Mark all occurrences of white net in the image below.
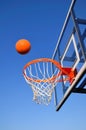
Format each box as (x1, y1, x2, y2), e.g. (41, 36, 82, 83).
(23, 60, 60, 105)
(23, 58, 76, 105)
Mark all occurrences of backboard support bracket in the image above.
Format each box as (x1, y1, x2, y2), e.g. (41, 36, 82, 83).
(56, 62, 86, 111)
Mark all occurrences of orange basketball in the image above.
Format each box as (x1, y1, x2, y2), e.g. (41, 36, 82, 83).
(15, 39, 31, 55)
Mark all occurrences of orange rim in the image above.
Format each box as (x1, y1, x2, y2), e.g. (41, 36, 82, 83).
(23, 58, 71, 83)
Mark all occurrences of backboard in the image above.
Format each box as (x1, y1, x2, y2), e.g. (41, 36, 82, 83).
(52, 0, 86, 111)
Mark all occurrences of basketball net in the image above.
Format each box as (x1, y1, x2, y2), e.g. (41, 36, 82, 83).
(23, 58, 76, 105)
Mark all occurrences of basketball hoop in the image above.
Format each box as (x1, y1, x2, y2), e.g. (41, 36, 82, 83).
(23, 58, 77, 105)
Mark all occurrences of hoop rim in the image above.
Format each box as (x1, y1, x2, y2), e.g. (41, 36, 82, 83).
(23, 58, 72, 83)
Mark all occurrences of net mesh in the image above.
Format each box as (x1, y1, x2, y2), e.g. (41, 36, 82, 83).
(23, 58, 74, 105)
(23, 61, 60, 105)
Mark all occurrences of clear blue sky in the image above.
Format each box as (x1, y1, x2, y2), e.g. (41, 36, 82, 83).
(0, 0, 86, 130)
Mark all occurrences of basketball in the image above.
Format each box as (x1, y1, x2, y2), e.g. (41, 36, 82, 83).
(15, 39, 31, 55)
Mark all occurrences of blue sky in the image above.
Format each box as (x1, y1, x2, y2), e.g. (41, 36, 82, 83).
(0, 0, 86, 130)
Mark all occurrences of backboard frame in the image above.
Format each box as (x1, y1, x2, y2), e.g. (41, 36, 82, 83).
(52, 0, 86, 111)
